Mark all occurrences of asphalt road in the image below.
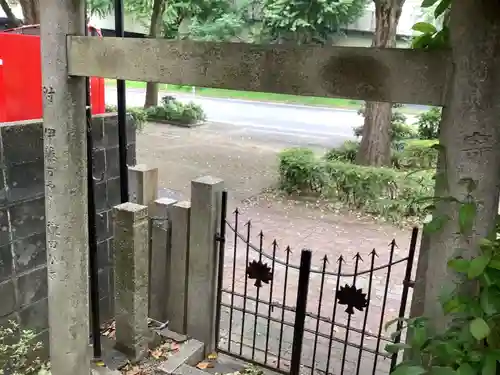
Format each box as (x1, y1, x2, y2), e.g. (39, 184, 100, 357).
(105, 87, 417, 148)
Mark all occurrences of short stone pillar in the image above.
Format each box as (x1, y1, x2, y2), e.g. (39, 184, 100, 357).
(113, 202, 150, 360)
(128, 164, 158, 205)
(186, 176, 224, 354)
(128, 164, 159, 319)
(167, 201, 191, 334)
(150, 198, 177, 322)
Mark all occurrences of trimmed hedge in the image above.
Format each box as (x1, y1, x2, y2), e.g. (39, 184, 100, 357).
(278, 148, 434, 220)
(324, 139, 438, 170)
(392, 139, 438, 170)
(146, 96, 206, 125)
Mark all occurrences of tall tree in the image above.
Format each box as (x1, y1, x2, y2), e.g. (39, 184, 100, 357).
(144, 0, 166, 108)
(18, 0, 39, 24)
(355, 0, 405, 166)
(142, 0, 234, 107)
(86, 0, 237, 108)
(0, 0, 22, 27)
(408, 0, 500, 332)
(259, 0, 368, 44)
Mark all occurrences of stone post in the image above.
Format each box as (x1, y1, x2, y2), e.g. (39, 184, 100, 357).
(113, 203, 150, 360)
(167, 201, 191, 334)
(128, 165, 158, 205)
(40, 1, 89, 374)
(150, 198, 177, 322)
(128, 165, 158, 318)
(186, 177, 224, 354)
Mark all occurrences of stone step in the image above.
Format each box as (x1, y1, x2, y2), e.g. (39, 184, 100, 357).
(156, 339, 205, 375)
(174, 364, 211, 375)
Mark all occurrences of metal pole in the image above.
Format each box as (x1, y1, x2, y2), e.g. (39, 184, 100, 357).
(214, 190, 228, 349)
(290, 249, 312, 375)
(85, 78, 102, 360)
(84, 12, 102, 357)
(115, 0, 129, 202)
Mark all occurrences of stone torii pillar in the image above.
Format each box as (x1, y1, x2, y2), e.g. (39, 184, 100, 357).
(40, 1, 90, 374)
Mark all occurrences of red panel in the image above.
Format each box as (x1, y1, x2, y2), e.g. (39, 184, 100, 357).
(0, 59, 5, 122)
(0, 31, 106, 122)
(90, 76, 106, 115)
(0, 33, 42, 122)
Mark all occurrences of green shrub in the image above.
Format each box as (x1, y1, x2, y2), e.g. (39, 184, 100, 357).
(127, 107, 148, 132)
(105, 104, 117, 112)
(104, 105, 147, 132)
(0, 320, 48, 375)
(324, 141, 359, 163)
(325, 140, 438, 171)
(355, 103, 417, 142)
(278, 148, 327, 195)
(278, 147, 434, 220)
(392, 139, 439, 170)
(416, 106, 441, 139)
(147, 97, 206, 125)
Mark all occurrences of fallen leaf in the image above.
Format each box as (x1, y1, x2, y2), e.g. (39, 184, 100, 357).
(197, 361, 214, 370)
(125, 365, 142, 375)
(151, 349, 163, 359)
(207, 353, 217, 360)
(94, 361, 105, 367)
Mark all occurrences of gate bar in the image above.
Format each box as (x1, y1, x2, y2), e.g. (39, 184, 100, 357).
(390, 227, 419, 370)
(86, 76, 102, 359)
(114, 0, 129, 203)
(214, 190, 228, 348)
(290, 249, 312, 375)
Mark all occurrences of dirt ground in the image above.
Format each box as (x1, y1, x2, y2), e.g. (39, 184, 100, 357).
(136, 121, 419, 375)
(136, 121, 413, 252)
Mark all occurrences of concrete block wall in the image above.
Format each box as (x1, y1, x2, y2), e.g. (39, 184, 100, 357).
(0, 113, 136, 344)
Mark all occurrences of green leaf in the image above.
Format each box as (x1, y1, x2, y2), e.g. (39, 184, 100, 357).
(488, 259, 500, 270)
(385, 343, 412, 354)
(434, 0, 451, 18)
(470, 318, 490, 340)
(457, 363, 475, 375)
(468, 254, 491, 279)
(384, 317, 405, 331)
(448, 258, 470, 273)
(424, 214, 449, 233)
(430, 366, 457, 375)
(412, 33, 434, 49)
(459, 202, 477, 234)
(411, 325, 428, 348)
(480, 287, 500, 315)
(392, 365, 426, 375)
(479, 238, 494, 250)
(482, 354, 496, 375)
(421, 0, 439, 7)
(412, 22, 437, 34)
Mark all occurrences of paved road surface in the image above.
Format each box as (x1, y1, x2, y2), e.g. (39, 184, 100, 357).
(105, 87, 417, 148)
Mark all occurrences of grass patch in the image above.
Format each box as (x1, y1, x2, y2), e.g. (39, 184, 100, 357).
(104, 79, 363, 109)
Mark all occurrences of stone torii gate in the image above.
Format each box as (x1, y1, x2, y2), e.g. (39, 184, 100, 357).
(41, 0, 500, 374)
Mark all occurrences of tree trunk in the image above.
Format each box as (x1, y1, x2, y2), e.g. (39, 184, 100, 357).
(418, 0, 500, 330)
(356, 0, 405, 166)
(144, 0, 166, 108)
(18, 0, 40, 24)
(0, 0, 22, 27)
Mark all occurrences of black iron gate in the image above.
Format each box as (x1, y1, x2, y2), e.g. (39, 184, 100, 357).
(215, 191, 419, 375)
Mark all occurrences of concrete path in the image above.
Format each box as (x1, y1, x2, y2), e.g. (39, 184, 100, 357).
(107, 88, 418, 149)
